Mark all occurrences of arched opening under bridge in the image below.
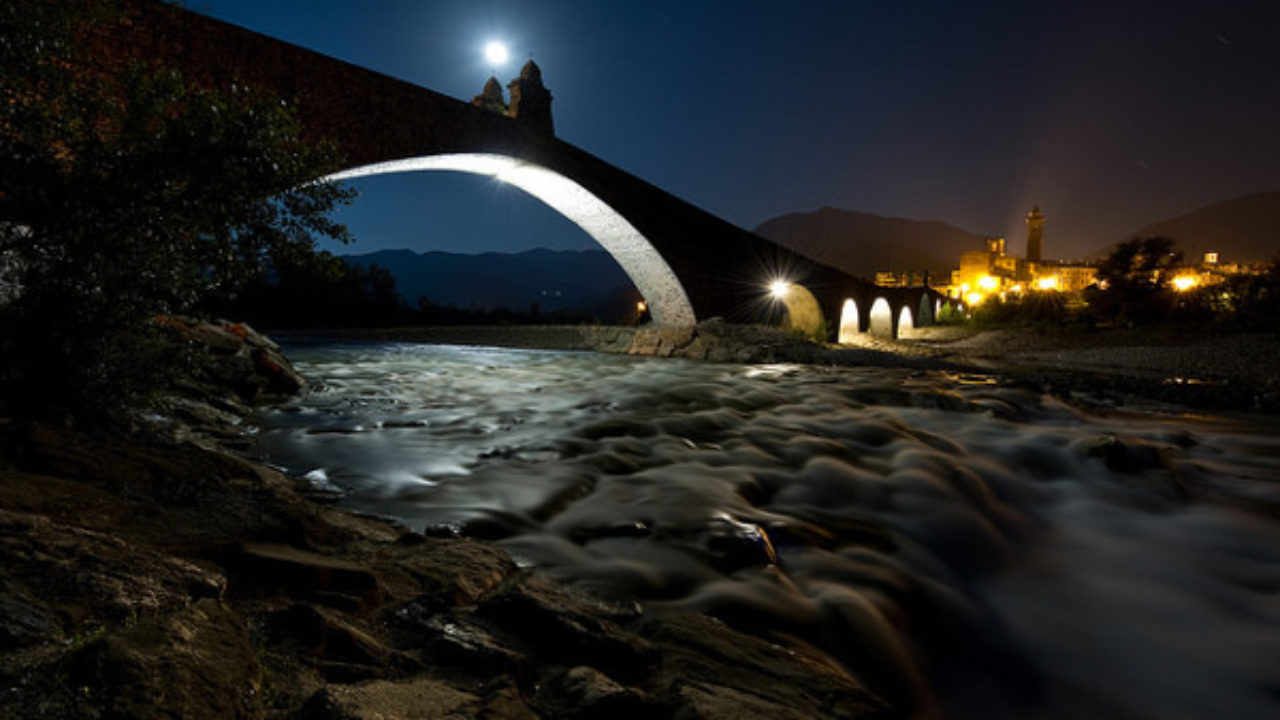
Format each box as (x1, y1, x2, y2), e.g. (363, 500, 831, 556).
(838, 299, 860, 343)
(770, 281, 824, 340)
(868, 297, 894, 338)
(897, 305, 915, 338)
(325, 154, 697, 326)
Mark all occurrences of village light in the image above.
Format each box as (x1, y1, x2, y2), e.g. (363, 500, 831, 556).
(978, 275, 999, 291)
(770, 280, 790, 299)
(1036, 276, 1059, 291)
(966, 292, 983, 306)
(1173, 275, 1198, 292)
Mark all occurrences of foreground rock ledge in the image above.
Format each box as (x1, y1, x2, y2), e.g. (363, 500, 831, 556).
(0, 321, 902, 719)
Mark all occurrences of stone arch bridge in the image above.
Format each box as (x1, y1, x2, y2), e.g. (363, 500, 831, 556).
(107, 0, 944, 339)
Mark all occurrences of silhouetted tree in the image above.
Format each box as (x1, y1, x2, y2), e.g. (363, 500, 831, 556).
(0, 0, 353, 422)
(1086, 237, 1183, 325)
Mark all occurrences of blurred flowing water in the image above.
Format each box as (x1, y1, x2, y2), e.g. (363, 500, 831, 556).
(255, 341, 1280, 719)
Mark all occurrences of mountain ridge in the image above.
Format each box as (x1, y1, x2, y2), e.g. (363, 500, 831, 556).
(752, 206, 985, 280)
(1103, 191, 1280, 262)
(341, 246, 637, 318)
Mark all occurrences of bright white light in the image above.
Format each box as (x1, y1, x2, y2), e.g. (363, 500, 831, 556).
(770, 280, 790, 299)
(484, 41, 509, 66)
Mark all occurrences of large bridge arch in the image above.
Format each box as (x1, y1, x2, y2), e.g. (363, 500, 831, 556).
(327, 154, 696, 326)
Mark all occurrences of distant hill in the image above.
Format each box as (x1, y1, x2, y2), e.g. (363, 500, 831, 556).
(1096, 192, 1280, 263)
(753, 207, 985, 280)
(342, 247, 636, 317)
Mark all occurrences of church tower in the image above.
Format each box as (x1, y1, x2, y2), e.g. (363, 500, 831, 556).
(471, 76, 507, 115)
(1025, 205, 1044, 262)
(507, 60, 554, 134)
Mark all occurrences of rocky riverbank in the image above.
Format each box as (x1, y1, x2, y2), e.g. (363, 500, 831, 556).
(281, 321, 1280, 413)
(0, 320, 896, 719)
(6, 319, 1272, 717)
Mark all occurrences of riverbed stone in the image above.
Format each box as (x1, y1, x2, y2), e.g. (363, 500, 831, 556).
(65, 598, 259, 720)
(231, 542, 383, 609)
(297, 677, 481, 719)
(263, 602, 396, 681)
(643, 612, 892, 720)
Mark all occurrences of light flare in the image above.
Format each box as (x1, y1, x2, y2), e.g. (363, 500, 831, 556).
(483, 41, 509, 66)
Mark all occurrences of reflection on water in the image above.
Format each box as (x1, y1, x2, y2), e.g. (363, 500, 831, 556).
(256, 342, 1280, 719)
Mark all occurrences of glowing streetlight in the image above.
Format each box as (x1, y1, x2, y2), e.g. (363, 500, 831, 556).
(1036, 276, 1059, 291)
(977, 275, 999, 291)
(966, 292, 983, 306)
(636, 300, 648, 313)
(484, 41, 510, 66)
(1173, 275, 1198, 292)
(769, 280, 790, 299)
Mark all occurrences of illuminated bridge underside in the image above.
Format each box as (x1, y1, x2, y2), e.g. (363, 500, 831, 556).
(328, 155, 696, 326)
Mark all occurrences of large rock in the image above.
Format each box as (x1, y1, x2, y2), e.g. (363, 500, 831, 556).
(644, 613, 893, 719)
(156, 315, 306, 408)
(66, 599, 260, 720)
(298, 678, 481, 719)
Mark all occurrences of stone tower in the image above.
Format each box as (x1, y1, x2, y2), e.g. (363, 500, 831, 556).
(507, 60, 553, 134)
(1026, 205, 1044, 262)
(471, 76, 507, 115)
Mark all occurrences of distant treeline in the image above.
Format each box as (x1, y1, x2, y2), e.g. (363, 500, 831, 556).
(959, 238, 1280, 330)
(201, 252, 638, 329)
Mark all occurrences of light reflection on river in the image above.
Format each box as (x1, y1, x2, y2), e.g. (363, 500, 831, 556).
(255, 342, 1280, 719)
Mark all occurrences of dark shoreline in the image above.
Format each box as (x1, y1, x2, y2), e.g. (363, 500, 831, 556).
(268, 323, 1280, 414)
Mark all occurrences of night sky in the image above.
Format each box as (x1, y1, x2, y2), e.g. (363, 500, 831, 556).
(193, 0, 1280, 260)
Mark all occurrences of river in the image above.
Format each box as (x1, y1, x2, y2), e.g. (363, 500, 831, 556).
(253, 341, 1280, 719)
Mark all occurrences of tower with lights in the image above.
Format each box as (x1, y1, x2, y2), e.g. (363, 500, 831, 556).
(1025, 205, 1044, 263)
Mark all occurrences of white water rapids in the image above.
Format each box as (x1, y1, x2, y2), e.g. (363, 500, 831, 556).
(254, 342, 1280, 719)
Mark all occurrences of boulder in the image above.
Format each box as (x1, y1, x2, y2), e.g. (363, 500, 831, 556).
(66, 599, 260, 720)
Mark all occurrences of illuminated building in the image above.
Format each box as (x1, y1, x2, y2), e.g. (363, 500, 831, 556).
(945, 206, 1096, 301)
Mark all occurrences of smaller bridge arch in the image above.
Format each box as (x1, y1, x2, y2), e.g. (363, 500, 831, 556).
(867, 297, 895, 338)
(897, 305, 915, 338)
(837, 299, 860, 343)
(917, 293, 935, 327)
(770, 281, 824, 339)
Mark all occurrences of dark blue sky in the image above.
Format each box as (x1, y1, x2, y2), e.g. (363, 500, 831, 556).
(195, 0, 1279, 260)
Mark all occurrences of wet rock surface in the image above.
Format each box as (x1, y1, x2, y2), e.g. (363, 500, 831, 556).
(0, 324, 897, 718)
(0, 431, 894, 718)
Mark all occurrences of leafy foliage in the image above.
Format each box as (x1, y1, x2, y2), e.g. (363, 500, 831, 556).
(1, 0, 353, 422)
(1084, 237, 1182, 325)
